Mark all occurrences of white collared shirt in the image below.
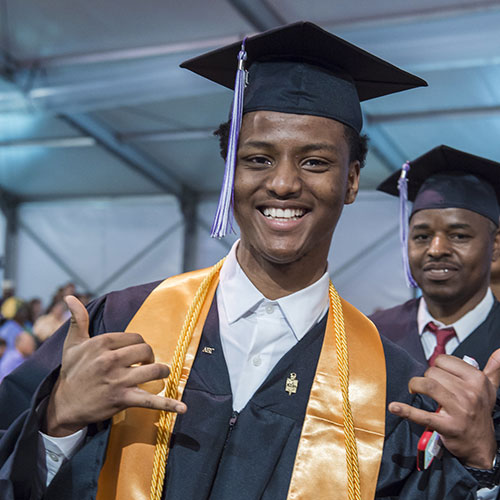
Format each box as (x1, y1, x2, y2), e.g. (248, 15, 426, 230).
(417, 289, 495, 360)
(38, 428, 87, 485)
(217, 240, 329, 411)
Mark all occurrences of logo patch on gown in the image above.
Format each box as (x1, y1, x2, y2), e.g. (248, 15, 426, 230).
(285, 373, 298, 395)
(202, 346, 215, 354)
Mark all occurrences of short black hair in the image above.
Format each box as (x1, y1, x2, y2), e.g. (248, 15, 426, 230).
(214, 119, 369, 168)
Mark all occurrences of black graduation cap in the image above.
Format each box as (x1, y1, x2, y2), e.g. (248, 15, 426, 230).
(181, 21, 427, 133)
(377, 145, 500, 225)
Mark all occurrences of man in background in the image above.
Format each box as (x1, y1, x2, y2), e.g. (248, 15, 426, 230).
(371, 146, 500, 370)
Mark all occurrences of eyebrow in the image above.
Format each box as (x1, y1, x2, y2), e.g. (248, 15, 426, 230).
(296, 143, 341, 155)
(448, 223, 474, 230)
(411, 222, 474, 231)
(239, 141, 341, 154)
(239, 140, 274, 150)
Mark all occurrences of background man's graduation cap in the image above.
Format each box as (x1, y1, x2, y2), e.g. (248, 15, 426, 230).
(377, 145, 500, 287)
(181, 21, 427, 238)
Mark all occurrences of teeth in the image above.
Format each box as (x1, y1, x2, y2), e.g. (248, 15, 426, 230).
(262, 207, 305, 220)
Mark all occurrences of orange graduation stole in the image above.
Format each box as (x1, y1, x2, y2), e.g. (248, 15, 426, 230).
(96, 262, 386, 500)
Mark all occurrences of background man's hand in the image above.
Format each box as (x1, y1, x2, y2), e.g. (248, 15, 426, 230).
(389, 349, 500, 469)
(44, 295, 186, 437)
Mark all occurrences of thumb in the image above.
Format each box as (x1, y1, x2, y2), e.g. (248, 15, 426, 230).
(483, 348, 500, 390)
(64, 295, 90, 344)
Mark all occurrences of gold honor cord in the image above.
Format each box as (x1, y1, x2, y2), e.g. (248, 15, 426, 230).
(150, 259, 225, 500)
(329, 282, 361, 500)
(149, 264, 361, 500)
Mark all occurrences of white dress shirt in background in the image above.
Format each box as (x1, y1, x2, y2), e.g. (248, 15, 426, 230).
(417, 288, 494, 360)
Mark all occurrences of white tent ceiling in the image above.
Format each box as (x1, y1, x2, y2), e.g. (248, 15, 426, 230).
(0, 0, 499, 309)
(2, 0, 500, 200)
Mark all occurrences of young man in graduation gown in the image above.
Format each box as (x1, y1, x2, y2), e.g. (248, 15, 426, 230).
(1, 23, 500, 500)
(370, 146, 500, 371)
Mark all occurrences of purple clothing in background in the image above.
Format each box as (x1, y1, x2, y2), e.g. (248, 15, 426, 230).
(0, 320, 23, 351)
(0, 349, 25, 383)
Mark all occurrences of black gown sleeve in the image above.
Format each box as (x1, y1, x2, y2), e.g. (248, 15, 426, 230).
(0, 281, 160, 500)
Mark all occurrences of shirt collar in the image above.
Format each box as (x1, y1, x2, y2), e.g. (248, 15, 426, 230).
(218, 241, 263, 324)
(218, 240, 330, 340)
(417, 288, 494, 342)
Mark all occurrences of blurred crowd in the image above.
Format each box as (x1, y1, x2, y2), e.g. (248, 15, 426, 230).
(0, 281, 92, 383)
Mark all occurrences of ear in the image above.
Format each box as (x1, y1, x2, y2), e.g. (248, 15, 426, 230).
(491, 225, 500, 262)
(344, 161, 360, 205)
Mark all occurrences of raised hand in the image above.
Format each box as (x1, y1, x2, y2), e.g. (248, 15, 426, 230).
(43, 295, 186, 437)
(388, 349, 500, 469)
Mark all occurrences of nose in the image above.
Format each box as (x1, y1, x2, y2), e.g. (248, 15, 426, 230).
(266, 157, 302, 198)
(427, 235, 451, 258)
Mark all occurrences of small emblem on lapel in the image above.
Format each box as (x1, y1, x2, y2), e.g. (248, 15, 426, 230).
(285, 372, 298, 395)
(202, 346, 215, 354)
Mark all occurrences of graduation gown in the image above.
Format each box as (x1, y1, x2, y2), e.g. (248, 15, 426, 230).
(0, 281, 478, 499)
(369, 297, 500, 370)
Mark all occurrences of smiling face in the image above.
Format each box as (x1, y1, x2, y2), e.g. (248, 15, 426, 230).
(408, 207, 500, 316)
(233, 110, 360, 281)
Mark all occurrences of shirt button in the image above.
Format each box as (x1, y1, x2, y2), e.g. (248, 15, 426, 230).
(252, 355, 262, 367)
(48, 451, 60, 462)
(265, 304, 274, 314)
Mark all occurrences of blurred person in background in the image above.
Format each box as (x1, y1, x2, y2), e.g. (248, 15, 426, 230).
(52, 282, 76, 302)
(75, 292, 92, 307)
(51, 282, 76, 321)
(0, 332, 36, 383)
(0, 302, 33, 353)
(28, 298, 43, 325)
(33, 299, 68, 344)
(0, 338, 6, 361)
(0, 280, 15, 309)
(62, 282, 76, 297)
(0, 297, 23, 322)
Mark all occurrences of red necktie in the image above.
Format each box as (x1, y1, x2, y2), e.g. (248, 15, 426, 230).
(426, 321, 457, 366)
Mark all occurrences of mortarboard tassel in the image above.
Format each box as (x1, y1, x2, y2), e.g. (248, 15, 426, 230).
(211, 40, 248, 238)
(398, 161, 418, 288)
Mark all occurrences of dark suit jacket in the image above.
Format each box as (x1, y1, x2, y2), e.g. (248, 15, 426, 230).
(370, 297, 500, 370)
